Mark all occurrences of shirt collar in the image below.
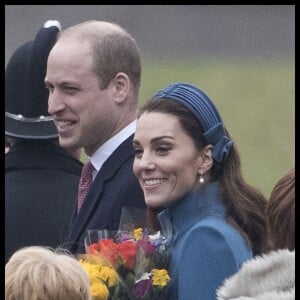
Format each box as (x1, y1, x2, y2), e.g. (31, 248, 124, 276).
(90, 120, 137, 172)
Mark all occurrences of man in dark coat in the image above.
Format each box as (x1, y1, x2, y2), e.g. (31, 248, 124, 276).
(5, 20, 83, 263)
(46, 20, 146, 254)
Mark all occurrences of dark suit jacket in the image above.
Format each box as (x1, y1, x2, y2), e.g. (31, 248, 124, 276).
(5, 140, 83, 263)
(65, 135, 146, 254)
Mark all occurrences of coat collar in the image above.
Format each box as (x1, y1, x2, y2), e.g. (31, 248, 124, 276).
(158, 181, 226, 245)
(169, 181, 225, 230)
(5, 140, 83, 175)
(67, 134, 135, 248)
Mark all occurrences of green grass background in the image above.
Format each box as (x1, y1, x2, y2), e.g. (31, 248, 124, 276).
(81, 56, 295, 199)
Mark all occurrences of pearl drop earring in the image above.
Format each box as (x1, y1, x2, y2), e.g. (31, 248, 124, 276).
(199, 173, 205, 184)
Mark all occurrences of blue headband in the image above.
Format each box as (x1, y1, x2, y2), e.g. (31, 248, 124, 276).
(152, 82, 234, 164)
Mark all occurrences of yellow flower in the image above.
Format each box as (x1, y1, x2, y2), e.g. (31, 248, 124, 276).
(151, 269, 171, 287)
(134, 228, 143, 240)
(79, 259, 102, 284)
(99, 266, 119, 287)
(79, 226, 172, 299)
(91, 281, 109, 300)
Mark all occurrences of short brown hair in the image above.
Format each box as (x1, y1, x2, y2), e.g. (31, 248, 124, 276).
(59, 20, 141, 93)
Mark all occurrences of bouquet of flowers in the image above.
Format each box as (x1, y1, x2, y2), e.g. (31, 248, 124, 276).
(79, 207, 171, 300)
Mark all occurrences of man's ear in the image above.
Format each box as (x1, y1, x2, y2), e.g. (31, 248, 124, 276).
(113, 72, 130, 104)
(198, 144, 213, 175)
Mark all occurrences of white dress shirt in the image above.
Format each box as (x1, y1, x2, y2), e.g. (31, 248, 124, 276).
(88, 120, 137, 180)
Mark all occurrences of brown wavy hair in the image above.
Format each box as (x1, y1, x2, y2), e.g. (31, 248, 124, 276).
(142, 98, 268, 255)
(267, 168, 295, 251)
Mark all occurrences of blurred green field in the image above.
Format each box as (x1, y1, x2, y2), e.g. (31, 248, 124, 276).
(82, 56, 295, 199)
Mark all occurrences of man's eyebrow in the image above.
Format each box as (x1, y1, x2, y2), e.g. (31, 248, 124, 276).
(44, 79, 79, 87)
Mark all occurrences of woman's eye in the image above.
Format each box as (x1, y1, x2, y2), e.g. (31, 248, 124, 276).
(134, 148, 143, 158)
(156, 147, 170, 155)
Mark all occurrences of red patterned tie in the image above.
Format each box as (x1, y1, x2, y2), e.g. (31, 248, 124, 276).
(77, 160, 95, 212)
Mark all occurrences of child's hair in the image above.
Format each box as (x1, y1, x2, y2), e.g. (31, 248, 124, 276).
(5, 246, 92, 300)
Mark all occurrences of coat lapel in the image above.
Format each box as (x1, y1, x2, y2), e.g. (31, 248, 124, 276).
(67, 135, 135, 245)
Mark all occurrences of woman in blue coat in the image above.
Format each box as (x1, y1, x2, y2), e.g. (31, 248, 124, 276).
(132, 82, 268, 299)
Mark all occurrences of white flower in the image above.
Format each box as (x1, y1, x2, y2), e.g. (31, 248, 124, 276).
(149, 231, 161, 241)
(135, 272, 152, 283)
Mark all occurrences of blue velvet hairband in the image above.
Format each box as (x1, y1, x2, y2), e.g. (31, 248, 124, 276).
(152, 82, 234, 164)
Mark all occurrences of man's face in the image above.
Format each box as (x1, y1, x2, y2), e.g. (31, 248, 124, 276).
(45, 38, 117, 156)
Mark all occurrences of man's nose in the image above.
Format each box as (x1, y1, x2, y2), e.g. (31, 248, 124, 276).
(48, 90, 65, 115)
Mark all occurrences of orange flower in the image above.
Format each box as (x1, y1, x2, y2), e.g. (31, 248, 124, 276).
(82, 221, 171, 300)
(117, 241, 137, 269)
(99, 240, 119, 265)
(88, 240, 118, 267)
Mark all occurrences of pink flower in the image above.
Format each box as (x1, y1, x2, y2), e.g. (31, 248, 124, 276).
(137, 240, 156, 255)
(132, 278, 153, 299)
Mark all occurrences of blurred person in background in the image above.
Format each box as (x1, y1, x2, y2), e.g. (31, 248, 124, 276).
(5, 20, 83, 264)
(217, 168, 295, 300)
(45, 20, 146, 254)
(5, 136, 12, 154)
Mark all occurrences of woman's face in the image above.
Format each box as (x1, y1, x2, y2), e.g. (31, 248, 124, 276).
(133, 111, 203, 208)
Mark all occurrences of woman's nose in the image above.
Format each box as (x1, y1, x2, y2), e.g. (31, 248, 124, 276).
(139, 152, 156, 170)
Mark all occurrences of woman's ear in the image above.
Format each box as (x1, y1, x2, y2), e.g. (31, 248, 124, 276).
(198, 144, 213, 175)
(113, 72, 130, 104)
